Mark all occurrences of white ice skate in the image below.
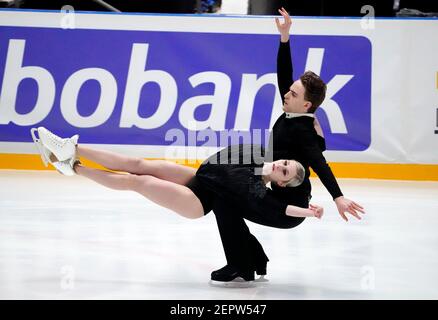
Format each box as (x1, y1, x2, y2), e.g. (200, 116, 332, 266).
(37, 127, 78, 162)
(52, 159, 77, 176)
(30, 128, 77, 176)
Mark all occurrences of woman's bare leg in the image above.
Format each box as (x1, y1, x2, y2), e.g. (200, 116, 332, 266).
(77, 145, 196, 185)
(74, 164, 204, 219)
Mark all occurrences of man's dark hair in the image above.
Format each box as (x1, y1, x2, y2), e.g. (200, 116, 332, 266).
(300, 71, 327, 113)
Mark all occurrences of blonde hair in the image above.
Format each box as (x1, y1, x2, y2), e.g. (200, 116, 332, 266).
(285, 161, 305, 187)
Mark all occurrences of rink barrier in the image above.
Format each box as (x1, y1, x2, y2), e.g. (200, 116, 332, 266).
(0, 153, 437, 181)
(1, 11, 438, 175)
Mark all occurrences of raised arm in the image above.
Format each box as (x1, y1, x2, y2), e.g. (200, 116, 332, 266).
(275, 7, 291, 43)
(275, 8, 294, 104)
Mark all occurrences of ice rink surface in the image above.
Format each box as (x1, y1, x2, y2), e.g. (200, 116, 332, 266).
(1, 170, 437, 299)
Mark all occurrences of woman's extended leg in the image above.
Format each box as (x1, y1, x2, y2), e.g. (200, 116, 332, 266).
(75, 164, 204, 219)
(77, 145, 196, 185)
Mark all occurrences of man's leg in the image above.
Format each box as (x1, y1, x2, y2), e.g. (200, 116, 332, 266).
(248, 234, 269, 276)
(211, 198, 268, 281)
(210, 195, 308, 283)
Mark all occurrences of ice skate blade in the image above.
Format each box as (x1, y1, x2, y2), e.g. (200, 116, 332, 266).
(209, 278, 256, 288)
(30, 128, 49, 167)
(254, 275, 269, 283)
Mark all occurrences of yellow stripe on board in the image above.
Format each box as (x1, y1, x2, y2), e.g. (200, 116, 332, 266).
(436, 71, 438, 89)
(319, 162, 438, 181)
(0, 153, 437, 181)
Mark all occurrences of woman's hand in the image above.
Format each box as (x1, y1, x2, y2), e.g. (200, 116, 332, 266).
(309, 204, 324, 219)
(275, 7, 292, 42)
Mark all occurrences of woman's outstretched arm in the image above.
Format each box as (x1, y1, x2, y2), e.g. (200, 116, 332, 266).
(286, 203, 324, 219)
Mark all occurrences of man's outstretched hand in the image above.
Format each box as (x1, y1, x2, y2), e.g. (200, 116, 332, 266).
(275, 7, 292, 42)
(334, 196, 365, 221)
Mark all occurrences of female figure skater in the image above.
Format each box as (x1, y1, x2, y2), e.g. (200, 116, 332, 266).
(31, 127, 324, 221)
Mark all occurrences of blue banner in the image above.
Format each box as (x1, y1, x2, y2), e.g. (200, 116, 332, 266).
(0, 26, 371, 151)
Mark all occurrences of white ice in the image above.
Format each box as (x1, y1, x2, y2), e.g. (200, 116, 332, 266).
(1, 170, 437, 299)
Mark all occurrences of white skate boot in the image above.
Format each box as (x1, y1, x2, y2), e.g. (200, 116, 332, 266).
(37, 127, 78, 162)
(52, 158, 77, 176)
(31, 128, 78, 176)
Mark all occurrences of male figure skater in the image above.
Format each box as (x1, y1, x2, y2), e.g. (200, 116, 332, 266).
(210, 8, 365, 285)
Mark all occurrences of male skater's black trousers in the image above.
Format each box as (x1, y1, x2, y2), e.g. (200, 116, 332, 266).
(211, 193, 309, 274)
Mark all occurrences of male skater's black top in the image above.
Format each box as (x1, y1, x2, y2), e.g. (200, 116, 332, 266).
(266, 41, 343, 204)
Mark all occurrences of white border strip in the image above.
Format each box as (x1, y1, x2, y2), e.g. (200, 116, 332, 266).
(0, 10, 391, 36)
